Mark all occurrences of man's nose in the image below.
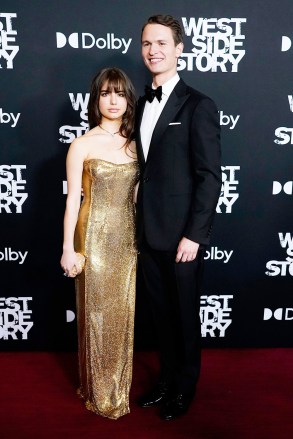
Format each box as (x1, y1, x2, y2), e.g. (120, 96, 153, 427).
(149, 44, 158, 55)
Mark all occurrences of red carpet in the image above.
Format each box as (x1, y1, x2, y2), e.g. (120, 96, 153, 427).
(1, 349, 292, 439)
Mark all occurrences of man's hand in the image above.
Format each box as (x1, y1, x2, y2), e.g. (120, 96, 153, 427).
(176, 237, 199, 263)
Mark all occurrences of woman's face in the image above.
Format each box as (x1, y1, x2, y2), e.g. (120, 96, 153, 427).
(98, 81, 127, 121)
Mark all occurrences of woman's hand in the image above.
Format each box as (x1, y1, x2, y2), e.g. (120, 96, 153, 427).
(60, 250, 79, 277)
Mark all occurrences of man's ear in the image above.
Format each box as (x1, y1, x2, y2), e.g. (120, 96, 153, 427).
(175, 42, 184, 58)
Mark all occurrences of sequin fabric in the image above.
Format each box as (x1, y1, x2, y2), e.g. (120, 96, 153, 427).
(74, 158, 139, 419)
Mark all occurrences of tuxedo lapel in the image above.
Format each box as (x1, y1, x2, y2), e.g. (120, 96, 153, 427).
(136, 96, 147, 167)
(147, 80, 190, 163)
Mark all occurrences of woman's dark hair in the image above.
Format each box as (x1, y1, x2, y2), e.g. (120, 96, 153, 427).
(87, 67, 136, 149)
(141, 14, 183, 46)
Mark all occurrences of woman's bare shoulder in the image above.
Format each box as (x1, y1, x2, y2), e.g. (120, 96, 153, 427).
(77, 127, 101, 141)
(69, 128, 101, 150)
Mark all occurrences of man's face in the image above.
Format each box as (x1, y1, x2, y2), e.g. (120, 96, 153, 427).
(141, 24, 183, 81)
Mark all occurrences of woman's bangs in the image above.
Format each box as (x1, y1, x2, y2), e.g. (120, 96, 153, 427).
(104, 75, 125, 93)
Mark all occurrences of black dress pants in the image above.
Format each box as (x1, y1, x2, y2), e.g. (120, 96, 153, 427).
(139, 241, 205, 397)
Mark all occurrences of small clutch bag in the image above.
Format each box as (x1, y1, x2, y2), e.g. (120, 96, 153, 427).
(68, 253, 86, 277)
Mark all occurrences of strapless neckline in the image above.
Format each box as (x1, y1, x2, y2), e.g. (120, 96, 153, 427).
(84, 158, 137, 166)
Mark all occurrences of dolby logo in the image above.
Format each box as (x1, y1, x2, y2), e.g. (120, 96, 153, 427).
(281, 36, 292, 52)
(204, 246, 233, 263)
(272, 181, 293, 195)
(263, 308, 293, 321)
(56, 32, 132, 54)
(0, 248, 28, 264)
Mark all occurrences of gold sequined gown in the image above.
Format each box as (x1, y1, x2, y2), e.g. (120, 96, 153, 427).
(74, 158, 139, 420)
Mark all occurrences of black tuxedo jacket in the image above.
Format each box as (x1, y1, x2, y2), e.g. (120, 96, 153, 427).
(136, 79, 221, 251)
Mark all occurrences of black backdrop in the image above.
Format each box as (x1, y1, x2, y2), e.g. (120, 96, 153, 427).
(1, 0, 292, 350)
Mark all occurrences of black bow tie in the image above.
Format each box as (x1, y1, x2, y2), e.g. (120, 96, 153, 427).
(144, 85, 162, 103)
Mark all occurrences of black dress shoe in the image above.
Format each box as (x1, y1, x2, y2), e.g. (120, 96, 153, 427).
(160, 393, 192, 420)
(138, 381, 169, 407)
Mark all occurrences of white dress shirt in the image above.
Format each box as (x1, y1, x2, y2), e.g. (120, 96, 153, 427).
(140, 73, 180, 160)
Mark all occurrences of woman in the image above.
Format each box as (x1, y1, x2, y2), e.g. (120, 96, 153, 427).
(60, 68, 139, 419)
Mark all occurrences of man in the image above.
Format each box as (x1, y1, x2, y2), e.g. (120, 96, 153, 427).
(136, 15, 221, 420)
